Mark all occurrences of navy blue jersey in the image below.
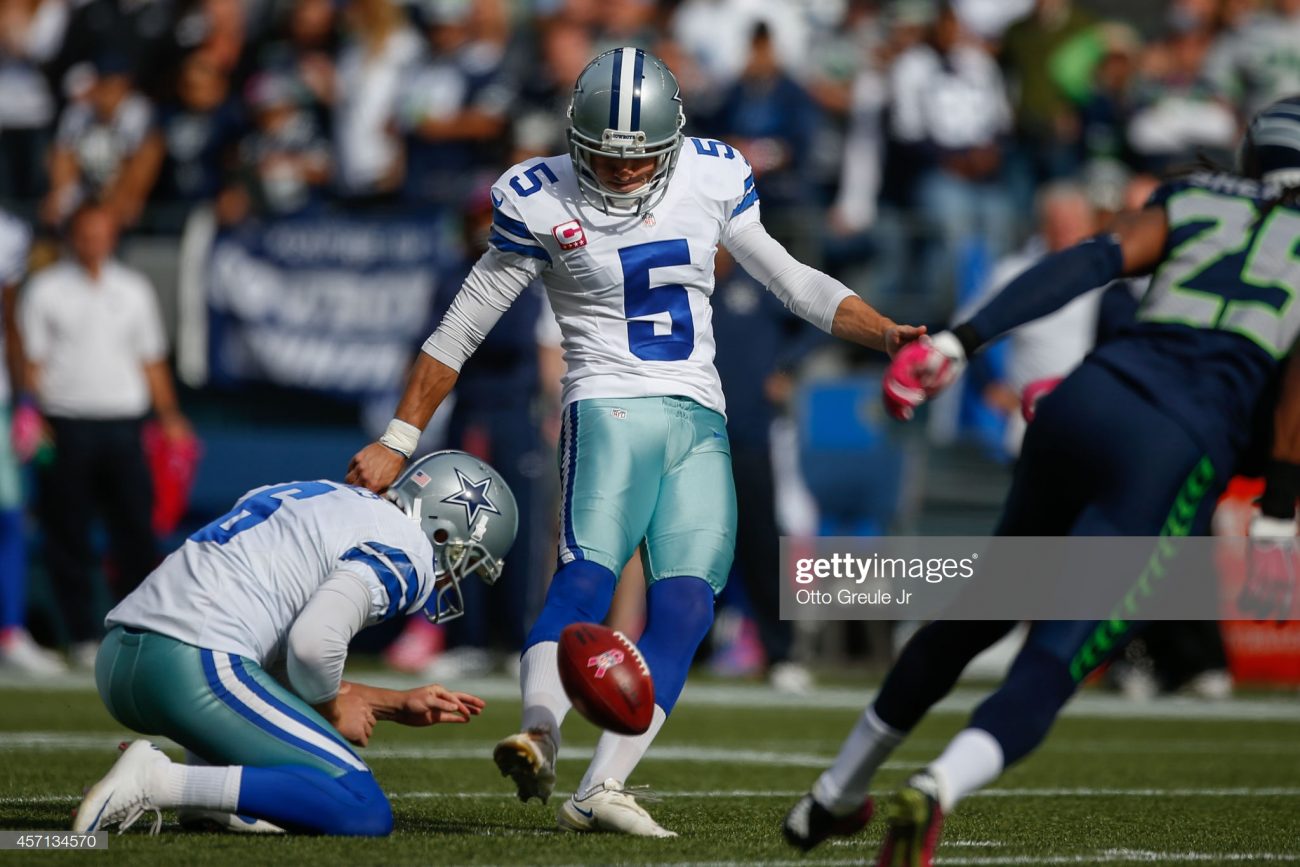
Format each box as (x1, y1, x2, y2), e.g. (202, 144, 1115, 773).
(1088, 171, 1300, 468)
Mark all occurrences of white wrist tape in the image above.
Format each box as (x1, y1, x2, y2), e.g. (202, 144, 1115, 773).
(379, 418, 421, 458)
(1250, 514, 1298, 539)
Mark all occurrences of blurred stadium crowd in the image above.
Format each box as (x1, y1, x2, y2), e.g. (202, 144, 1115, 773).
(2, 0, 1299, 689)
(4, 0, 1296, 268)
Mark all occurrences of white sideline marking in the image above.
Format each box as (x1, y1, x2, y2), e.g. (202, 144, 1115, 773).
(9, 730, 1300, 768)
(543, 854, 1300, 866)
(0, 732, 899, 768)
(3, 672, 1298, 722)
(832, 839, 1002, 848)
(933, 854, 1300, 865)
(10, 786, 1300, 808)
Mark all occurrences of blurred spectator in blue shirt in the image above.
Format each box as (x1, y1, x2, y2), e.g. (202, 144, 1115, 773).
(215, 72, 330, 222)
(42, 53, 157, 229)
(139, 50, 246, 212)
(888, 3, 1013, 316)
(510, 17, 594, 161)
(253, 0, 340, 134)
(1071, 23, 1143, 167)
(396, 0, 512, 208)
(49, 0, 182, 101)
(715, 22, 820, 254)
(711, 245, 826, 689)
(0, 0, 67, 202)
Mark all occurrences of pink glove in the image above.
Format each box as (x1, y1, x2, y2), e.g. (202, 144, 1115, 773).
(1020, 376, 1064, 424)
(11, 401, 44, 462)
(881, 332, 966, 421)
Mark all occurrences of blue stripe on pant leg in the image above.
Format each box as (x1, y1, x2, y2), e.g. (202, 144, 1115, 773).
(200, 650, 363, 775)
(560, 402, 583, 563)
(226, 655, 367, 772)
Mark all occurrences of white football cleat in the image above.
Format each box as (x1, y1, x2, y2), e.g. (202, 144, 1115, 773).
(72, 740, 168, 835)
(0, 629, 68, 676)
(177, 809, 285, 834)
(557, 778, 677, 838)
(493, 728, 557, 804)
(769, 661, 814, 695)
(69, 641, 100, 671)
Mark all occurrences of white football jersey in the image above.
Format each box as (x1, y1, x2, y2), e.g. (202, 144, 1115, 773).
(487, 138, 761, 415)
(107, 481, 437, 665)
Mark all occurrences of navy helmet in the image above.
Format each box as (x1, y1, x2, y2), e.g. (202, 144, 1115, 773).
(1238, 95, 1300, 185)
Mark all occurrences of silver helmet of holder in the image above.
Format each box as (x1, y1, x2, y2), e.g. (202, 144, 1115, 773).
(385, 450, 518, 624)
(567, 47, 685, 216)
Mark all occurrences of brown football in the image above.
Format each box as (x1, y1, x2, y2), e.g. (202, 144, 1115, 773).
(557, 623, 655, 736)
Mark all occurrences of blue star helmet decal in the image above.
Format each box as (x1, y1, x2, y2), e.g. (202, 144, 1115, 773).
(440, 468, 503, 524)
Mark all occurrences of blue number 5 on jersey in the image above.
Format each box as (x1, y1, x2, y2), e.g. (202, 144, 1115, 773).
(620, 239, 695, 361)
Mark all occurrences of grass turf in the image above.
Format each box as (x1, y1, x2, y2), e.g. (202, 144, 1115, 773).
(2, 678, 1299, 865)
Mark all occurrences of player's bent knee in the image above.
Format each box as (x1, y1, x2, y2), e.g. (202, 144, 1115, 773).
(332, 771, 393, 837)
(339, 795, 393, 837)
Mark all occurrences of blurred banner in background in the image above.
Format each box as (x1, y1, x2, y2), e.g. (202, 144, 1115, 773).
(180, 208, 448, 398)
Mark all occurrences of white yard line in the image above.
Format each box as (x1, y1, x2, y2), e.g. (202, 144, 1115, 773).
(6, 730, 1300, 765)
(0, 733, 902, 768)
(3, 673, 1297, 722)
(10, 786, 1300, 807)
(542, 854, 1300, 867)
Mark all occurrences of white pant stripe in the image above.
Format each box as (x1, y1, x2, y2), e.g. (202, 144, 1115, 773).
(211, 652, 368, 773)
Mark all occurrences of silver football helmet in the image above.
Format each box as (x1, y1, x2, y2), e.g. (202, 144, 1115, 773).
(386, 450, 518, 623)
(567, 47, 685, 216)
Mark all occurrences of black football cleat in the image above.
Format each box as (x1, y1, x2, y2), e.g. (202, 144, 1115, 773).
(782, 791, 874, 852)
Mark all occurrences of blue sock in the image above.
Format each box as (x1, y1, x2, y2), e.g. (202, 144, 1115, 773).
(637, 576, 715, 713)
(968, 643, 1077, 766)
(237, 766, 392, 836)
(0, 510, 25, 630)
(524, 560, 617, 649)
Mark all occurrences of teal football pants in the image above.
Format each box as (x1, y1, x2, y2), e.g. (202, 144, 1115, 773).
(556, 396, 737, 593)
(96, 626, 368, 778)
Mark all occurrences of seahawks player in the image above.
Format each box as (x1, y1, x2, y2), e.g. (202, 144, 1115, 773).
(783, 97, 1300, 865)
(72, 451, 515, 836)
(347, 48, 922, 836)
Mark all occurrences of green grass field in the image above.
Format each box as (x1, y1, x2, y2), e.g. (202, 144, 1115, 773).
(2, 671, 1299, 866)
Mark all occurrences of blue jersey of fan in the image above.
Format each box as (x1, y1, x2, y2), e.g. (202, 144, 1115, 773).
(106, 480, 438, 665)
(1089, 171, 1300, 467)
